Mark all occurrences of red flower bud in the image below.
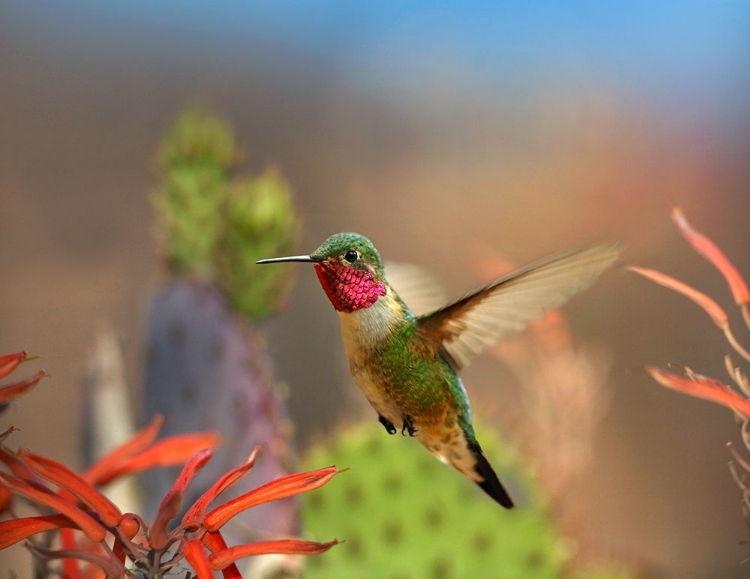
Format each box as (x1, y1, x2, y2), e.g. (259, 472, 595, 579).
(203, 466, 338, 532)
(209, 538, 339, 570)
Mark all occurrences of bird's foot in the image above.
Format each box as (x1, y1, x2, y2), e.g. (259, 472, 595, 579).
(401, 415, 418, 437)
(378, 415, 397, 435)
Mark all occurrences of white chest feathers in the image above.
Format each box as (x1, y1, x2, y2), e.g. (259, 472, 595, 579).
(338, 294, 400, 362)
(337, 293, 406, 421)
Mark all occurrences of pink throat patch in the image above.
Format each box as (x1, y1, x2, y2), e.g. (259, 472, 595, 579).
(314, 262, 387, 312)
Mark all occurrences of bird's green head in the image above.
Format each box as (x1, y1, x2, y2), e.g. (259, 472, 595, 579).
(257, 232, 387, 312)
(309, 232, 384, 276)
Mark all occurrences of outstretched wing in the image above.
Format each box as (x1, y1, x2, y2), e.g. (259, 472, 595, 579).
(384, 261, 447, 317)
(417, 242, 621, 371)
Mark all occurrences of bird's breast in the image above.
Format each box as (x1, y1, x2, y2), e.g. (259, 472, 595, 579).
(338, 292, 404, 361)
(337, 294, 417, 420)
(338, 297, 461, 426)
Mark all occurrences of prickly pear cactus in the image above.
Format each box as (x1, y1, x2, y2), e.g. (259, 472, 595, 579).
(141, 108, 302, 543)
(152, 109, 235, 277)
(215, 169, 300, 319)
(143, 279, 299, 539)
(151, 108, 300, 319)
(301, 423, 571, 579)
(571, 568, 642, 579)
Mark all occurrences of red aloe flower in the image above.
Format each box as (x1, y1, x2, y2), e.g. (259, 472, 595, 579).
(203, 466, 339, 532)
(94, 431, 222, 486)
(182, 446, 260, 524)
(629, 210, 750, 363)
(1, 412, 340, 577)
(209, 538, 339, 570)
(646, 366, 750, 419)
(0, 514, 79, 550)
(19, 450, 124, 528)
(0, 483, 12, 514)
(1, 443, 341, 577)
(0, 351, 45, 409)
(627, 266, 729, 328)
(184, 538, 214, 578)
(0, 369, 46, 407)
(0, 471, 109, 544)
(672, 207, 749, 307)
(201, 529, 244, 579)
(0, 349, 340, 577)
(82, 414, 165, 485)
(632, 209, 750, 529)
(0, 352, 31, 380)
(148, 446, 214, 550)
(0, 352, 46, 502)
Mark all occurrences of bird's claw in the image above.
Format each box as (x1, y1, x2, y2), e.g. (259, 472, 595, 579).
(401, 415, 418, 437)
(379, 415, 397, 435)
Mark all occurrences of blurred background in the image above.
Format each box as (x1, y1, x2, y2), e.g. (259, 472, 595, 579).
(2, 2, 750, 577)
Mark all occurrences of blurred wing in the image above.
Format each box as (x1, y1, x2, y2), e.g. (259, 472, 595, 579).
(385, 261, 448, 317)
(417, 242, 622, 370)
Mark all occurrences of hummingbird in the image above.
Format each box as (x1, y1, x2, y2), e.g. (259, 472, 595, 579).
(257, 233, 620, 508)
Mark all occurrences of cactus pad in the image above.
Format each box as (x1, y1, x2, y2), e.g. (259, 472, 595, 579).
(301, 423, 570, 578)
(151, 108, 301, 319)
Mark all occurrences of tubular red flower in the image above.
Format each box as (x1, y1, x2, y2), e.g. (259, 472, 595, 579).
(672, 207, 750, 305)
(119, 513, 140, 539)
(182, 446, 260, 524)
(0, 485, 12, 514)
(19, 450, 123, 528)
(0, 370, 47, 404)
(100, 432, 220, 487)
(647, 366, 750, 419)
(203, 466, 338, 532)
(184, 538, 214, 579)
(209, 538, 340, 570)
(60, 529, 81, 579)
(83, 414, 165, 486)
(0, 472, 107, 543)
(201, 530, 243, 579)
(0, 514, 79, 548)
(628, 266, 728, 328)
(149, 447, 214, 550)
(0, 447, 40, 481)
(112, 513, 140, 567)
(0, 352, 27, 380)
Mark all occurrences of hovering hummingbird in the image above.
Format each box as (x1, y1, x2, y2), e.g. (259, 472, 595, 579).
(257, 233, 620, 508)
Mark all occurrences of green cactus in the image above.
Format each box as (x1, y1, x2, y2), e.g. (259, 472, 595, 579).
(158, 107, 236, 172)
(152, 109, 236, 276)
(216, 168, 301, 319)
(301, 423, 571, 579)
(151, 108, 300, 319)
(142, 278, 299, 542)
(142, 108, 304, 550)
(571, 568, 642, 579)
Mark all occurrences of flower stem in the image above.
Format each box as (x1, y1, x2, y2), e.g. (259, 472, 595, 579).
(724, 325, 750, 363)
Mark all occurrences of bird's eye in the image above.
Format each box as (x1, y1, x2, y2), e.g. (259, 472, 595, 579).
(344, 249, 359, 263)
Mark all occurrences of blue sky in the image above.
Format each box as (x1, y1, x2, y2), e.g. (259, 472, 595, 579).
(4, 1, 750, 112)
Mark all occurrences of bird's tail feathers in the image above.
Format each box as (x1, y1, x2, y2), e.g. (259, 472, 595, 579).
(469, 443, 514, 509)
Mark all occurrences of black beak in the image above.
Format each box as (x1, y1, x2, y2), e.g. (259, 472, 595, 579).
(256, 255, 320, 265)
